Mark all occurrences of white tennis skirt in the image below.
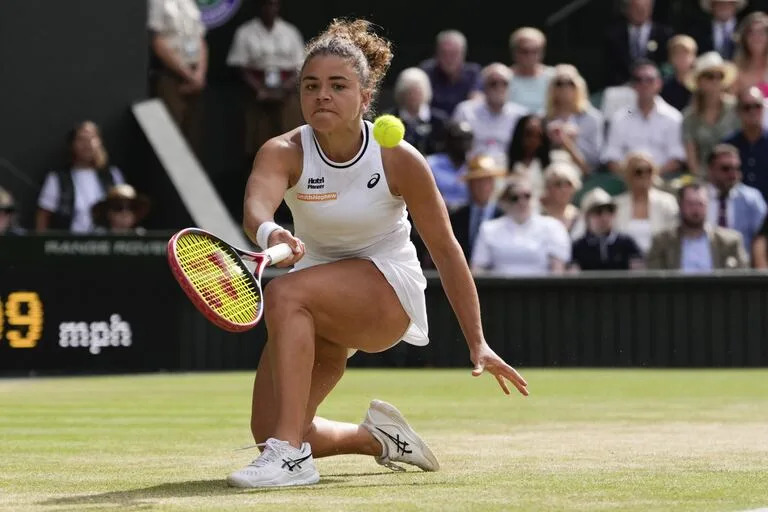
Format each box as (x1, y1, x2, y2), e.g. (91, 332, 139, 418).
(292, 241, 430, 348)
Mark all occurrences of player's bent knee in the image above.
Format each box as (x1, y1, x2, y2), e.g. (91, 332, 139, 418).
(263, 276, 303, 313)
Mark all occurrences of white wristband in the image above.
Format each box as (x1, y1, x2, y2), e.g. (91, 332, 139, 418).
(256, 221, 282, 250)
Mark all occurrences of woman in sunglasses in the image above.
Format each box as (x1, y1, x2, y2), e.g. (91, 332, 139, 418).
(612, 151, 679, 254)
(544, 64, 603, 174)
(471, 176, 570, 275)
(540, 161, 582, 233)
(90, 184, 150, 235)
(682, 52, 739, 177)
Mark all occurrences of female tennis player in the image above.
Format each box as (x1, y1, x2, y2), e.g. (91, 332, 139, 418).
(228, 19, 528, 488)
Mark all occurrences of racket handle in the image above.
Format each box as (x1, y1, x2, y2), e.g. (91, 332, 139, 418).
(265, 243, 293, 265)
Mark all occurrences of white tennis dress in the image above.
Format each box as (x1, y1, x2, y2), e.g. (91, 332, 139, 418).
(283, 121, 429, 347)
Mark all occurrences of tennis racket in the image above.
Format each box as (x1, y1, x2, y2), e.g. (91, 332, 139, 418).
(167, 227, 293, 333)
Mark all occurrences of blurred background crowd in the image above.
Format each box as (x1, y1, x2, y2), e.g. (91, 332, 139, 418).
(5, 0, 768, 276)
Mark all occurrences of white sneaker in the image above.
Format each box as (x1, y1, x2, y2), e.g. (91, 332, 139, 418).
(226, 438, 320, 488)
(361, 399, 439, 472)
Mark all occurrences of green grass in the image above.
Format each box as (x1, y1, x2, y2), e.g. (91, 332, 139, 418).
(2, 369, 768, 511)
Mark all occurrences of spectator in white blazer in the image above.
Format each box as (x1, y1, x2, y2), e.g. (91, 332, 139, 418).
(613, 151, 680, 253)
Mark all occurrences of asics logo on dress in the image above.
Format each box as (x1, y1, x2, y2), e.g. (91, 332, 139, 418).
(375, 427, 412, 455)
(367, 173, 381, 189)
(281, 454, 311, 472)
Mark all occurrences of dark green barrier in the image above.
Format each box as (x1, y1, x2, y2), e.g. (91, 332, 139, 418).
(2, 235, 767, 374)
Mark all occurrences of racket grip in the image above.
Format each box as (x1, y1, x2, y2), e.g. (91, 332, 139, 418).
(265, 243, 293, 265)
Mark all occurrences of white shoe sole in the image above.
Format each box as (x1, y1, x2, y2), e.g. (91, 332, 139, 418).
(226, 470, 320, 488)
(370, 399, 440, 472)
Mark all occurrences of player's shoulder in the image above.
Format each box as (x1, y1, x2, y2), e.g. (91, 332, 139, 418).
(381, 139, 427, 171)
(380, 140, 430, 191)
(257, 127, 304, 166)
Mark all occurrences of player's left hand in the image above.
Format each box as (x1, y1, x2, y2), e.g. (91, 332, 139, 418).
(470, 342, 528, 396)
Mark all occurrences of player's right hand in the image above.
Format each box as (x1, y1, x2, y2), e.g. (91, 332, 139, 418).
(268, 229, 305, 268)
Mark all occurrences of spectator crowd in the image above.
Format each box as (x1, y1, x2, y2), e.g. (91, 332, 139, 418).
(5, 0, 768, 277)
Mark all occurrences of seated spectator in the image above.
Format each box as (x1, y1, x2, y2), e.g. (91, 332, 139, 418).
(148, 0, 207, 156)
(471, 177, 570, 276)
(544, 64, 604, 174)
(733, 12, 768, 96)
(427, 121, 474, 211)
(449, 155, 505, 262)
(91, 184, 151, 235)
(604, 0, 673, 87)
(661, 35, 697, 111)
(508, 27, 554, 114)
(419, 30, 482, 116)
(725, 87, 768, 202)
(705, 143, 766, 254)
(0, 187, 25, 236)
(647, 182, 748, 270)
(388, 67, 448, 156)
(36, 121, 125, 233)
(682, 52, 739, 177)
(540, 161, 582, 233)
(601, 60, 685, 177)
(507, 114, 551, 195)
(689, 0, 746, 60)
(613, 151, 679, 253)
(570, 188, 643, 271)
(227, 0, 304, 158)
(453, 63, 527, 167)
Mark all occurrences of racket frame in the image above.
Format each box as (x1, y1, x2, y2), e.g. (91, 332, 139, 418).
(167, 227, 288, 333)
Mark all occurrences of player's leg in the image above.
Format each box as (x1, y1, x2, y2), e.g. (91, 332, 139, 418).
(262, 258, 410, 449)
(249, 336, 380, 458)
(228, 259, 435, 487)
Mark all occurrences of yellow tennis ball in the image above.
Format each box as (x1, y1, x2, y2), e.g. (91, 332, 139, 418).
(373, 115, 405, 148)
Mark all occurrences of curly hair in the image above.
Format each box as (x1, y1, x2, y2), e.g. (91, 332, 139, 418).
(303, 19, 393, 112)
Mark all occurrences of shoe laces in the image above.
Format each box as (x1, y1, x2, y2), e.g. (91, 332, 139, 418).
(381, 461, 406, 472)
(245, 438, 286, 468)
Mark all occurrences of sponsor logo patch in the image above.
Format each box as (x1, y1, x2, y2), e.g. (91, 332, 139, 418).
(297, 192, 337, 201)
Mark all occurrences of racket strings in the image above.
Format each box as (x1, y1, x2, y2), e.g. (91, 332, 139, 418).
(175, 233, 261, 324)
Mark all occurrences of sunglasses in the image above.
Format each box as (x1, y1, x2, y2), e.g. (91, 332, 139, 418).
(548, 179, 572, 188)
(109, 202, 133, 213)
(553, 79, 575, 88)
(739, 102, 763, 112)
(591, 205, 615, 215)
(700, 71, 724, 81)
(631, 75, 656, 84)
(633, 166, 652, 177)
(507, 192, 532, 203)
(486, 79, 509, 88)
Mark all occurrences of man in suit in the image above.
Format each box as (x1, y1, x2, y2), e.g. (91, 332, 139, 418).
(647, 182, 748, 270)
(706, 144, 767, 255)
(449, 155, 505, 262)
(688, 0, 746, 60)
(604, 0, 673, 87)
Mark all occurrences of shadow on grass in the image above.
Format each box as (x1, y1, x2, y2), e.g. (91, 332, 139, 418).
(39, 472, 439, 509)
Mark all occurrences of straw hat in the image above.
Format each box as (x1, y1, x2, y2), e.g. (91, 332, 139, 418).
(699, 0, 747, 13)
(685, 51, 738, 90)
(91, 184, 150, 227)
(580, 187, 616, 214)
(0, 187, 14, 211)
(460, 155, 506, 181)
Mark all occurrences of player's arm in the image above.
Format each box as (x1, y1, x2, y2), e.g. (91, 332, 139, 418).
(243, 135, 304, 267)
(384, 145, 528, 396)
